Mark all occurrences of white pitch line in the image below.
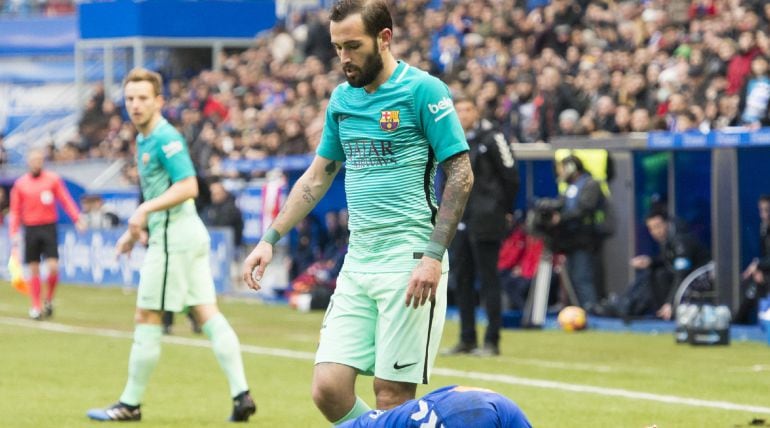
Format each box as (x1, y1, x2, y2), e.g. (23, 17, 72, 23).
(2, 316, 770, 415)
(433, 368, 770, 415)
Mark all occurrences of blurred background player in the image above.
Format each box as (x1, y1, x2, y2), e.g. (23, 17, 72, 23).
(442, 97, 518, 357)
(9, 148, 86, 320)
(337, 385, 532, 428)
(87, 68, 255, 422)
(241, 0, 472, 425)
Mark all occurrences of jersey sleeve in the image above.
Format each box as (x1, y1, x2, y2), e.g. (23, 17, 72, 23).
(52, 174, 81, 222)
(413, 76, 469, 163)
(157, 132, 196, 183)
(316, 88, 347, 162)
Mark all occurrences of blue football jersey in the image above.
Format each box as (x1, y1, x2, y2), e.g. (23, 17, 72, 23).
(338, 385, 532, 428)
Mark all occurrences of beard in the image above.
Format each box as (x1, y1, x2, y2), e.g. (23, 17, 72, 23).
(343, 43, 384, 88)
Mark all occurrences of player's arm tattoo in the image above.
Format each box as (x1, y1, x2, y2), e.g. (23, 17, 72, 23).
(324, 160, 338, 176)
(301, 183, 316, 204)
(431, 152, 473, 247)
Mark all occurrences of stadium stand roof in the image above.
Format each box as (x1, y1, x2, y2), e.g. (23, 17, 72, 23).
(75, 0, 277, 105)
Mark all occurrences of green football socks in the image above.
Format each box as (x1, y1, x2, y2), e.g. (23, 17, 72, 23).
(333, 396, 371, 426)
(119, 324, 162, 406)
(203, 313, 249, 397)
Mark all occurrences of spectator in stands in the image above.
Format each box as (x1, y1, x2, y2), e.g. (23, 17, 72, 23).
(201, 180, 244, 247)
(735, 195, 770, 324)
(9, 149, 86, 320)
(80, 194, 119, 229)
(630, 108, 652, 132)
(557, 109, 582, 136)
(62, 0, 770, 171)
(506, 73, 539, 143)
(738, 55, 770, 128)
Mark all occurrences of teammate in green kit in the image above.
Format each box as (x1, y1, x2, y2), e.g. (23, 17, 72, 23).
(87, 68, 255, 423)
(242, 0, 473, 425)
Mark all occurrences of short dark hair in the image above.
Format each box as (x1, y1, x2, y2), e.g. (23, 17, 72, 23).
(330, 0, 393, 39)
(561, 155, 585, 173)
(759, 194, 770, 204)
(645, 209, 668, 222)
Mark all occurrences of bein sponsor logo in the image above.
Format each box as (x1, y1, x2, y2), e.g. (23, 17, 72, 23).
(427, 97, 453, 114)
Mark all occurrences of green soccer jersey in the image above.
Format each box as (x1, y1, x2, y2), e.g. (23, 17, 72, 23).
(317, 61, 469, 273)
(136, 118, 199, 251)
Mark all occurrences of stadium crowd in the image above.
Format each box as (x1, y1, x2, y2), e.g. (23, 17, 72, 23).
(42, 0, 770, 185)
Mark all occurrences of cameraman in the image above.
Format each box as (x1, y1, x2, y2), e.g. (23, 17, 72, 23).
(550, 155, 605, 312)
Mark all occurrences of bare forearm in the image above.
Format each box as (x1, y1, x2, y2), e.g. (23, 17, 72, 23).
(430, 153, 473, 248)
(269, 158, 340, 236)
(141, 176, 197, 213)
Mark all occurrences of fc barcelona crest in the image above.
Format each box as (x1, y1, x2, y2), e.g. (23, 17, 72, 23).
(379, 110, 400, 132)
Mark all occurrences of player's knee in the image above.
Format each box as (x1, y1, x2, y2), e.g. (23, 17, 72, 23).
(311, 376, 339, 409)
(133, 309, 162, 325)
(374, 380, 415, 410)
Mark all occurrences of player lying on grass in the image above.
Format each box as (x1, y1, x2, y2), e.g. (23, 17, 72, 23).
(337, 385, 532, 428)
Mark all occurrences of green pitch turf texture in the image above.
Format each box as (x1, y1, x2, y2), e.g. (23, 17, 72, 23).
(1, 282, 768, 427)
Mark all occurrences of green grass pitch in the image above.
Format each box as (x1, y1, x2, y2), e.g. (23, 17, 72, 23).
(1, 282, 769, 427)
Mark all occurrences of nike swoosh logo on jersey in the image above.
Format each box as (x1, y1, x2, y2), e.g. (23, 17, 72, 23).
(393, 361, 418, 370)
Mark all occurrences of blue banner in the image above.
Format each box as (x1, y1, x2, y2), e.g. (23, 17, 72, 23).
(78, 0, 276, 39)
(647, 128, 770, 150)
(221, 154, 314, 174)
(1, 225, 235, 294)
(236, 184, 264, 245)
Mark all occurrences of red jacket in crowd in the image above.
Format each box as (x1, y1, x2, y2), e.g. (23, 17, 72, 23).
(9, 170, 80, 237)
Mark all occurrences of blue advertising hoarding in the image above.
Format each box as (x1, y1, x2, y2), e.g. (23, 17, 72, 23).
(1, 225, 235, 294)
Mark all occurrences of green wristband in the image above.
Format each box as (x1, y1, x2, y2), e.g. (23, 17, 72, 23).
(261, 228, 281, 245)
(423, 241, 446, 261)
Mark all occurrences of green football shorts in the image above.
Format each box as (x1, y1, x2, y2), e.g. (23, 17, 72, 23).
(314, 269, 448, 384)
(136, 237, 216, 313)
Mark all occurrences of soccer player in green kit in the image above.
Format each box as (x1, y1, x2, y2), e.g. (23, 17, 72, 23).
(87, 68, 255, 422)
(242, 0, 473, 425)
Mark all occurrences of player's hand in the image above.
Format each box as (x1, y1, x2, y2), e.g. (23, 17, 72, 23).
(75, 217, 88, 233)
(405, 257, 441, 309)
(656, 303, 673, 320)
(115, 230, 137, 257)
(742, 260, 758, 280)
(630, 255, 651, 269)
(242, 241, 273, 291)
(138, 229, 149, 246)
(127, 205, 148, 240)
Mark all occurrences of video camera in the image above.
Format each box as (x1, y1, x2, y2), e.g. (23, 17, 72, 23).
(526, 198, 563, 242)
